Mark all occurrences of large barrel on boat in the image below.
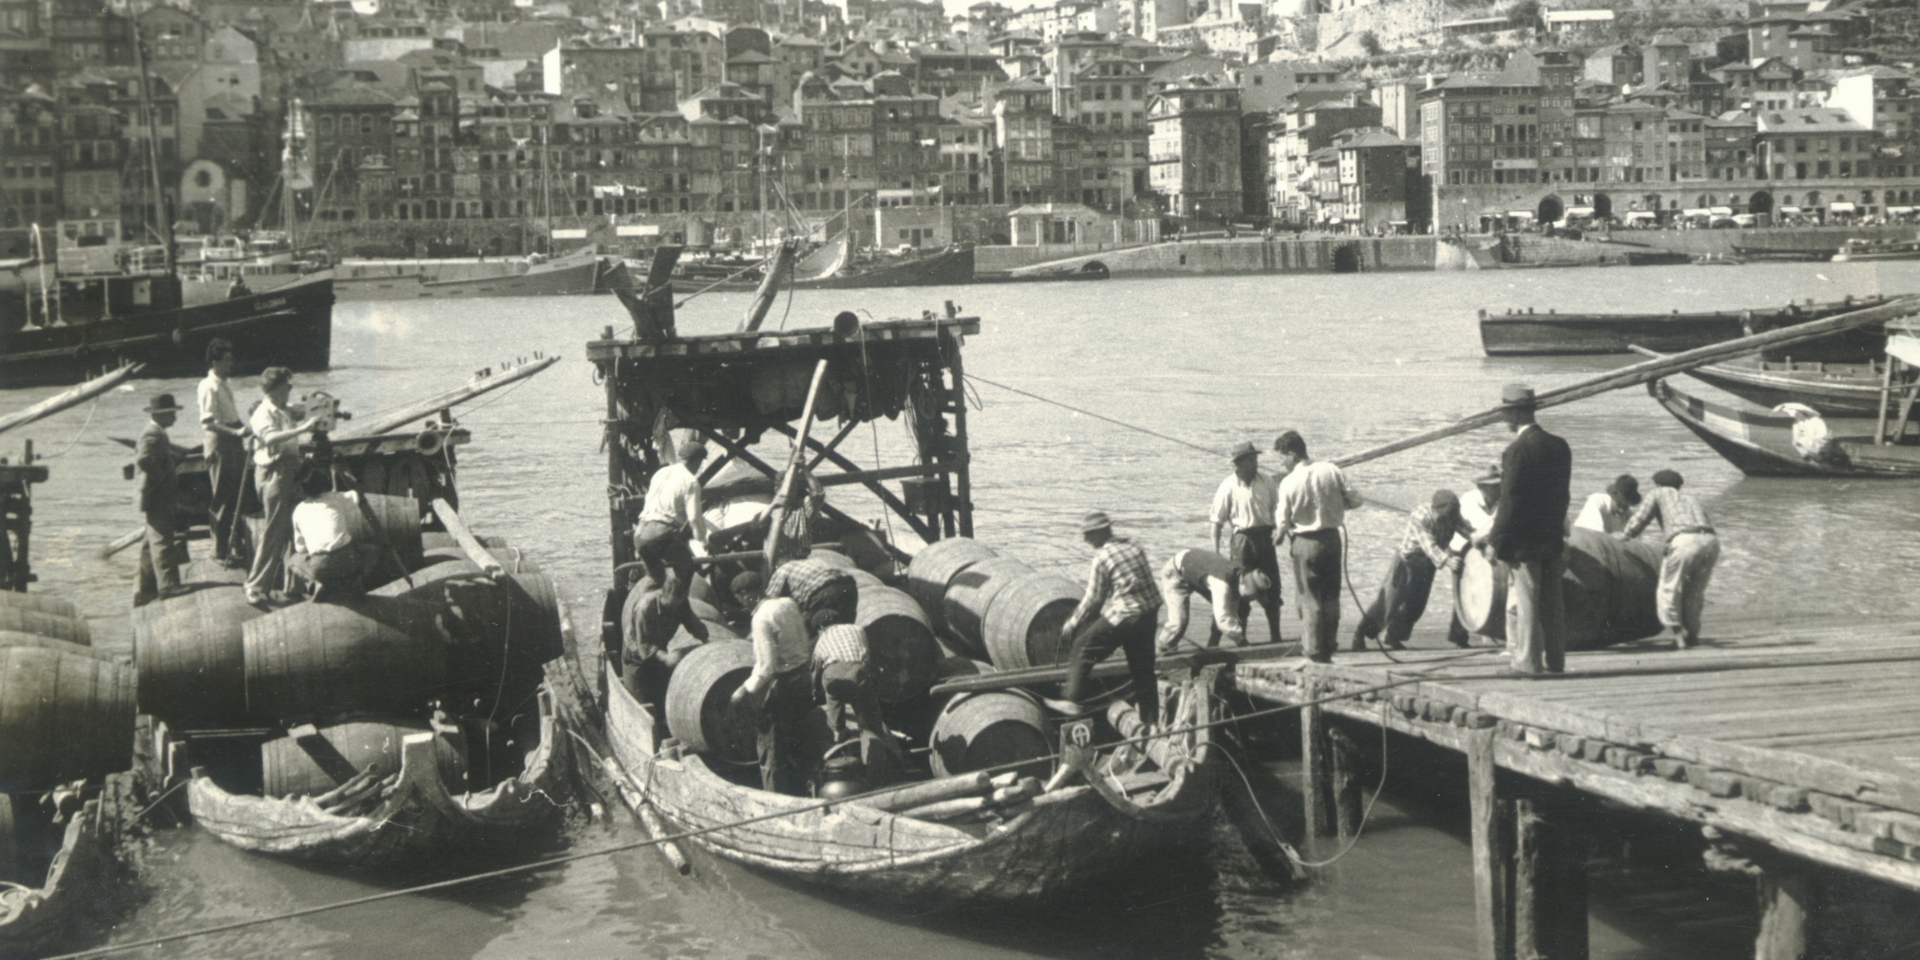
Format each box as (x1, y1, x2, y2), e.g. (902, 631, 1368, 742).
(905, 538, 997, 628)
(396, 572, 563, 710)
(1561, 527, 1666, 649)
(981, 572, 1080, 671)
(940, 557, 1033, 658)
(808, 548, 856, 569)
(346, 493, 425, 566)
(0, 631, 111, 660)
(854, 581, 940, 703)
(243, 596, 449, 721)
(369, 559, 483, 598)
(420, 532, 508, 554)
(0, 646, 136, 792)
(1454, 547, 1509, 641)
(662, 639, 758, 764)
(0, 592, 77, 620)
(354, 452, 439, 506)
(260, 718, 468, 798)
(134, 585, 264, 726)
(0, 607, 89, 645)
(928, 690, 1051, 780)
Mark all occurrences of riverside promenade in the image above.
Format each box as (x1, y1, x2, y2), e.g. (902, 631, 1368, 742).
(1234, 615, 1920, 960)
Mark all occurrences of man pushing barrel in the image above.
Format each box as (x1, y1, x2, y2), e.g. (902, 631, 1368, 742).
(1618, 469, 1719, 649)
(1353, 489, 1473, 651)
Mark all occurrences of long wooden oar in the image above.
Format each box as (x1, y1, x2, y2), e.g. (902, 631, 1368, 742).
(344, 355, 559, 439)
(0, 363, 142, 437)
(1332, 296, 1920, 469)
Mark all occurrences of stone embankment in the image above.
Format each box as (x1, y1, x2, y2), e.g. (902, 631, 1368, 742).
(1000, 235, 1438, 276)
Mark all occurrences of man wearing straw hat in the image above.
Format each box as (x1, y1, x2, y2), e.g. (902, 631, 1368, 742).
(1210, 441, 1282, 645)
(1481, 384, 1572, 675)
(133, 392, 187, 606)
(1057, 511, 1162, 727)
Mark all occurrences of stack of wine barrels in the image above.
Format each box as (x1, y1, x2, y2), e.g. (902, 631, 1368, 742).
(243, 595, 451, 721)
(134, 585, 266, 726)
(0, 593, 134, 794)
(1453, 527, 1667, 649)
(906, 537, 1084, 672)
(260, 719, 467, 798)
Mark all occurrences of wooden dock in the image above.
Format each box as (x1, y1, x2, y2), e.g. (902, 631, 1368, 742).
(1233, 616, 1920, 960)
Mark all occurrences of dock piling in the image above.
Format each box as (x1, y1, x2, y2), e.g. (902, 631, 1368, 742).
(1329, 722, 1366, 840)
(1469, 728, 1516, 960)
(1514, 789, 1588, 960)
(1301, 699, 1335, 847)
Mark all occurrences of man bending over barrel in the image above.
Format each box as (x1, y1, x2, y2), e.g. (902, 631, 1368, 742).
(809, 584, 906, 788)
(1617, 469, 1719, 649)
(1155, 547, 1260, 653)
(288, 468, 383, 602)
(1353, 490, 1472, 651)
(1055, 511, 1161, 727)
(731, 568, 819, 796)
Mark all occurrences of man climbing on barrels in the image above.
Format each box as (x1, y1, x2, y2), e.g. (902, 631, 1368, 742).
(133, 392, 186, 607)
(632, 438, 713, 632)
(1055, 511, 1161, 728)
(287, 467, 382, 602)
(1617, 469, 1719, 649)
(1481, 384, 1572, 676)
(1211, 441, 1282, 645)
(1274, 429, 1362, 664)
(1353, 489, 1472, 652)
(1155, 547, 1259, 653)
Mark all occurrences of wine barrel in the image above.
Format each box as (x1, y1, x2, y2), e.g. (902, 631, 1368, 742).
(662, 639, 757, 764)
(855, 582, 939, 703)
(346, 493, 424, 566)
(906, 538, 997, 626)
(135, 585, 264, 726)
(981, 572, 1080, 671)
(0, 646, 136, 792)
(0, 593, 76, 620)
(354, 452, 437, 505)
(369, 559, 482, 598)
(928, 690, 1050, 780)
(1454, 547, 1508, 641)
(1561, 527, 1666, 649)
(184, 559, 247, 586)
(0, 607, 88, 646)
(940, 557, 1034, 659)
(0, 631, 110, 660)
(261, 719, 467, 798)
(400, 572, 563, 711)
(838, 527, 898, 578)
(808, 548, 856, 569)
(243, 596, 449, 721)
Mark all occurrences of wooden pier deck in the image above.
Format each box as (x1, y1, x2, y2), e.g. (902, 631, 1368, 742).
(1233, 616, 1920, 959)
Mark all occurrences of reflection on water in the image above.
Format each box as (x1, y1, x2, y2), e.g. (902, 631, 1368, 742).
(8, 260, 1918, 958)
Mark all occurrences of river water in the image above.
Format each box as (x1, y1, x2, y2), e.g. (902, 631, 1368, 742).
(9, 260, 1920, 959)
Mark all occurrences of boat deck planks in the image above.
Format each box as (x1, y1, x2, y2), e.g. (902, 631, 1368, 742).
(1235, 614, 1920, 890)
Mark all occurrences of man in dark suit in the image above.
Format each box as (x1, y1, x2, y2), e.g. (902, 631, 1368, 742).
(135, 392, 186, 606)
(1482, 384, 1572, 675)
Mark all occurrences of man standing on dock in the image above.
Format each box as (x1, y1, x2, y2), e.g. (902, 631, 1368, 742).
(1058, 511, 1161, 727)
(197, 339, 247, 567)
(1211, 441, 1282, 645)
(632, 438, 713, 615)
(1618, 469, 1719, 649)
(1484, 384, 1572, 675)
(1353, 489, 1472, 651)
(133, 393, 186, 606)
(245, 367, 322, 607)
(1274, 430, 1362, 663)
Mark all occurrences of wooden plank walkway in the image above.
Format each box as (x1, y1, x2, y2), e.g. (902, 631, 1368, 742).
(1234, 615, 1920, 893)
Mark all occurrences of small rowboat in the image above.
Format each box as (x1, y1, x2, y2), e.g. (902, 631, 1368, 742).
(1630, 346, 1903, 417)
(1647, 379, 1920, 478)
(0, 773, 138, 956)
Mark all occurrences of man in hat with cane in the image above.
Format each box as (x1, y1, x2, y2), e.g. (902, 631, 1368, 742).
(1480, 384, 1572, 675)
(134, 392, 187, 606)
(1056, 511, 1162, 727)
(1210, 440, 1281, 644)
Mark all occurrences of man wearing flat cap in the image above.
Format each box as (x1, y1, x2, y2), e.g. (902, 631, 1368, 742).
(1209, 440, 1282, 644)
(1482, 384, 1572, 675)
(1058, 511, 1162, 726)
(1354, 489, 1473, 651)
(133, 393, 187, 606)
(632, 436, 714, 614)
(1618, 469, 1719, 648)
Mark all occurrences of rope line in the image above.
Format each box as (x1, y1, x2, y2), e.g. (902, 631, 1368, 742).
(37, 396, 100, 460)
(966, 373, 1219, 456)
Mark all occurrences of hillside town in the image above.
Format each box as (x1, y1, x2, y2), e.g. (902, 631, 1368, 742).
(2, 0, 1918, 255)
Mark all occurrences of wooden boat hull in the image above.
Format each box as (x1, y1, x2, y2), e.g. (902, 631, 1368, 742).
(1648, 379, 1920, 478)
(602, 659, 1216, 905)
(334, 253, 627, 300)
(0, 773, 135, 956)
(1479, 296, 1893, 358)
(1624, 251, 1692, 267)
(0, 273, 334, 387)
(1640, 352, 1901, 417)
(1731, 244, 1837, 261)
(799, 246, 976, 290)
(183, 685, 566, 865)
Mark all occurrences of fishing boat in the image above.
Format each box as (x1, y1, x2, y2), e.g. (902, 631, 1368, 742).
(1831, 237, 1920, 262)
(1478, 295, 1893, 358)
(135, 361, 573, 865)
(331, 246, 630, 301)
(1628, 346, 1903, 417)
(1647, 379, 1920, 477)
(585, 295, 1225, 904)
(1623, 250, 1693, 267)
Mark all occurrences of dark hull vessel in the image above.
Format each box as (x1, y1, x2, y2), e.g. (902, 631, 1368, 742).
(1623, 251, 1693, 267)
(1731, 243, 1839, 262)
(1, 273, 334, 387)
(1648, 379, 1920, 478)
(333, 248, 628, 300)
(1631, 347, 1901, 417)
(800, 245, 975, 289)
(1479, 296, 1892, 359)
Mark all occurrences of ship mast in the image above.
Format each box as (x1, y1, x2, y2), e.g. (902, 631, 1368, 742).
(281, 99, 307, 250)
(130, 21, 174, 275)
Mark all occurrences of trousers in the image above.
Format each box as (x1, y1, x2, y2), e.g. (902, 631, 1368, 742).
(1290, 530, 1343, 661)
(1504, 541, 1567, 674)
(1659, 532, 1720, 641)
(633, 521, 694, 601)
(205, 432, 247, 561)
(245, 462, 300, 600)
(1230, 526, 1282, 644)
(136, 508, 182, 601)
(1356, 551, 1438, 649)
(755, 670, 817, 796)
(1063, 614, 1159, 726)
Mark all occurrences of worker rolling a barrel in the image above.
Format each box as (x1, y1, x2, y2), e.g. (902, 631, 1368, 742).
(1573, 474, 1640, 535)
(197, 338, 249, 568)
(1353, 489, 1473, 652)
(1154, 547, 1258, 653)
(1617, 469, 1719, 649)
(1447, 465, 1502, 648)
(632, 438, 713, 625)
(731, 571, 817, 795)
(245, 367, 323, 608)
(133, 392, 187, 607)
(1054, 511, 1161, 727)
(287, 467, 382, 602)
(620, 572, 715, 707)
(1479, 384, 1572, 676)
(1273, 429, 1362, 664)
(1211, 441, 1282, 645)
(811, 593, 905, 788)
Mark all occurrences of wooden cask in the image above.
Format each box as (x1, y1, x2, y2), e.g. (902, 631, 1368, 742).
(928, 690, 1050, 780)
(0, 646, 135, 792)
(345, 493, 424, 567)
(904, 538, 997, 628)
(1561, 527, 1666, 649)
(0, 607, 89, 646)
(808, 548, 857, 569)
(981, 572, 1080, 671)
(134, 585, 264, 726)
(388, 572, 562, 715)
(662, 639, 757, 764)
(184, 559, 247, 586)
(419, 532, 508, 554)
(0, 631, 110, 661)
(854, 581, 940, 703)
(940, 558, 1033, 659)
(261, 719, 467, 798)
(369, 559, 483, 598)
(243, 596, 449, 722)
(0, 592, 76, 620)
(1454, 547, 1509, 640)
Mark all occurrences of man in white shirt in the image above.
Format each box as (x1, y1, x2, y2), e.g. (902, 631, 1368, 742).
(1448, 466, 1502, 647)
(1572, 474, 1639, 535)
(729, 573, 818, 795)
(196, 338, 248, 566)
(245, 367, 321, 606)
(1274, 429, 1362, 663)
(1210, 441, 1282, 644)
(632, 439, 714, 608)
(288, 468, 381, 601)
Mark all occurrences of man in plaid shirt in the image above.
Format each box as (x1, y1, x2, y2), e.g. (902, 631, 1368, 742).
(1353, 490, 1473, 651)
(1057, 511, 1163, 727)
